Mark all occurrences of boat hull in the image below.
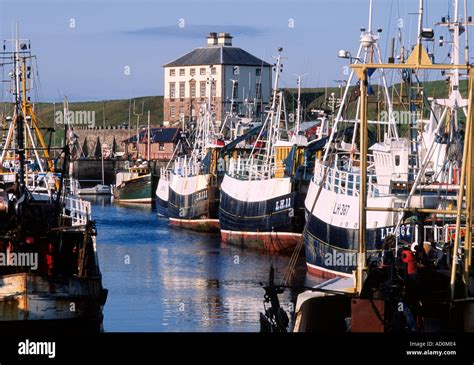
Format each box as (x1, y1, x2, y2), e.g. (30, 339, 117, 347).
(0, 273, 106, 333)
(155, 195, 169, 217)
(155, 176, 170, 217)
(303, 178, 414, 277)
(219, 175, 301, 253)
(168, 174, 220, 233)
(169, 217, 219, 232)
(114, 174, 153, 204)
(78, 184, 111, 196)
(221, 230, 301, 254)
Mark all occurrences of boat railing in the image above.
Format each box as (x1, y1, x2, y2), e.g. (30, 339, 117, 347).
(160, 167, 173, 182)
(228, 156, 276, 180)
(173, 155, 202, 178)
(313, 162, 380, 197)
(62, 196, 92, 227)
(23, 172, 63, 197)
(424, 225, 449, 244)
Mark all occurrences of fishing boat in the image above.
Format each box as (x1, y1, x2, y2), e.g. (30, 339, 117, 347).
(219, 49, 327, 253)
(261, 0, 474, 335)
(161, 75, 263, 226)
(155, 131, 192, 217)
(0, 30, 107, 332)
(167, 74, 224, 232)
(114, 160, 154, 204)
(156, 167, 171, 217)
(303, 0, 466, 278)
(114, 103, 157, 204)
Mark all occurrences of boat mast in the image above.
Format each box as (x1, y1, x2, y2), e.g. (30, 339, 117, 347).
(206, 66, 214, 150)
(465, 0, 470, 65)
(14, 25, 26, 194)
(368, 0, 373, 32)
(226, 79, 238, 139)
(417, 0, 423, 47)
(250, 48, 284, 167)
(147, 110, 151, 162)
(133, 100, 144, 160)
(102, 102, 106, 184)
(452, 0, 461, 130)
(230, 79, 237, 116)
(322, 0, 398, 162)
(294, 73, 308, 136)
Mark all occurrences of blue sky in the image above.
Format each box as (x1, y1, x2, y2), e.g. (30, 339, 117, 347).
(0, 0, 472, 101)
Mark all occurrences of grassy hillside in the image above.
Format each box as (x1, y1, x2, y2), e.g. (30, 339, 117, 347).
(0, 96, 164, 129)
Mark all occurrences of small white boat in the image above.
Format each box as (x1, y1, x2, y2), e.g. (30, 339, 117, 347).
(78, 184, 112, 196)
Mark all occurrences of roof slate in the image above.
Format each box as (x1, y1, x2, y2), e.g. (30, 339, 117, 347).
(164, 46, 271, 67)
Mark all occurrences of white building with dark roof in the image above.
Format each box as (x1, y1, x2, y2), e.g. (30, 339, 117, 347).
(163, 32, 272, 126)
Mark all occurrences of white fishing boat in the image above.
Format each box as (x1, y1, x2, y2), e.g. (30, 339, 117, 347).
(303, 0, 467, 278)
(219, 49, 329, 253)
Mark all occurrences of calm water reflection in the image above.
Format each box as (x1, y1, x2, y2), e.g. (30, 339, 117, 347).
(89, 196, 313, 332)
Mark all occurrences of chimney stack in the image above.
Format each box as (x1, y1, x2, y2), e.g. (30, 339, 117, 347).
(217, 32, 233, 46)
(207, 32, 218, 46)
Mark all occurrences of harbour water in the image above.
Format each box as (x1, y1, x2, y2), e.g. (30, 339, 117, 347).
(88, 197, 313, 332)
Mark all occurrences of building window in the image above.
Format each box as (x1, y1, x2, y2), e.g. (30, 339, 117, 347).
(179, 106, 185, 116)
(211, 67, 217, 75)
(211, 81, 216, 97)
(179, 82, 185, 99)
(190, 83, 196, 98)
(256, 68, 262, 77)
(190, 68, 196, 76)
(170, 106, 176, 118)
(159, 143, 165, 151)
(200, 82, 206, 98)
(232, 81, 239, 99)
(256, 82, 262, 100)
(169, 69, 175, 77)
(200, 68, 206, 76)
(170, 83, 176, 99)
(179, 68, 185, 76)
